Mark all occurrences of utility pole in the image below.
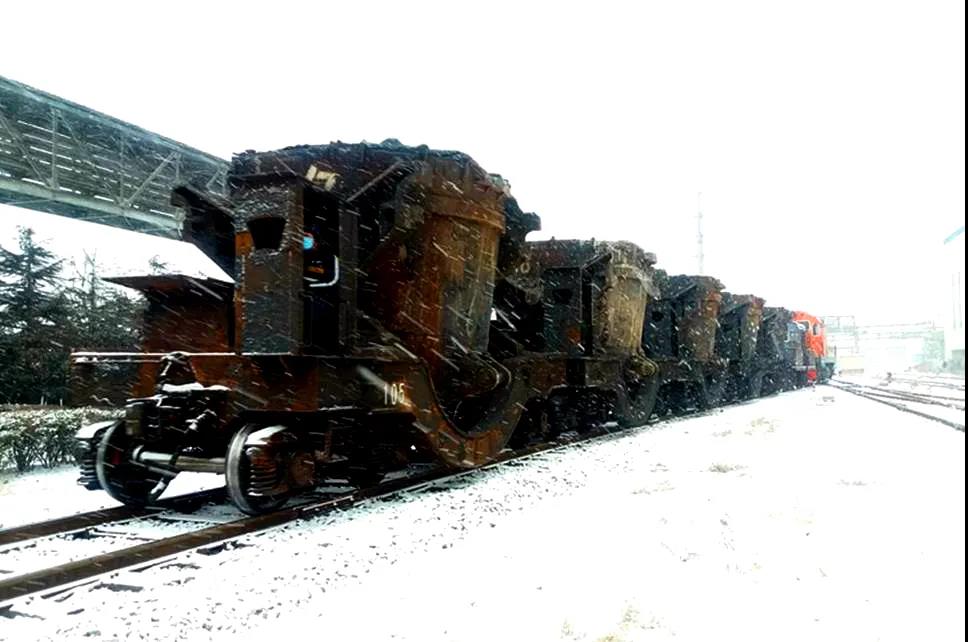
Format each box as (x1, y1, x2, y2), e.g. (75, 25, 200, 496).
(697, 191, 705, 275)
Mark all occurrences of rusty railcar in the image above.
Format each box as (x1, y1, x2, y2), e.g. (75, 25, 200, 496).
(492, 239, 660, 436)
(642, 273, 728, 414)
(756, 307, 809, 394)
(716, 293, 766, 402)
(71, 141, 660, 514)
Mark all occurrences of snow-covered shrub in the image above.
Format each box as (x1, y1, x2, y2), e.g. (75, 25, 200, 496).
(0, 416, 39, 473)
(0, 406, 122, 473)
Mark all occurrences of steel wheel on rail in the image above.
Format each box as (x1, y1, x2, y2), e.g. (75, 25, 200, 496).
(746, 371, 765, 399)
(225, 424, 291, 515)
(96, 421, 171, 507)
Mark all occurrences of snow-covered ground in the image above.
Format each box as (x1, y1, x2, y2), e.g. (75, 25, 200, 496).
(0, 466, 118, 529)
(1, 386, 964, 641)
(0, 468, 224, 531)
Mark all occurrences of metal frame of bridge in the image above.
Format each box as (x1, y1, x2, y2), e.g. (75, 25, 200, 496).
(823, 316, 943, 343)
(0, 75, 228, 238)
(823, 315, 945, 372)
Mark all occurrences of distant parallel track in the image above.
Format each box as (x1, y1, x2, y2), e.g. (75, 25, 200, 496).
(887, 376, 965, 392)
(830, 381, 965, 432)
(832, 380, 965, 411)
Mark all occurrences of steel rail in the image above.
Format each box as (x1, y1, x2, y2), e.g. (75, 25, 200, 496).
(886, 377, 965, 392)
(833, 380, 965, 410)
(830, 382, 965, 432)
(832, 380, 965, 410)
(0, 482, 398, 605)
(0, 488, 225, 548)
(862, 391, 965, 411)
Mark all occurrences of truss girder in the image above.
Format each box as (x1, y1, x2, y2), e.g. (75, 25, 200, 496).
(0, 75, 228, 237)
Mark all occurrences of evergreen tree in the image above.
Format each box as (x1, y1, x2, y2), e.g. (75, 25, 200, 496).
(0, 228, 70, 403)
(66, 253, 143, 351)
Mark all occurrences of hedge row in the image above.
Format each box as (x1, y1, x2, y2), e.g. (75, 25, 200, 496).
(0, 406, 122, 474)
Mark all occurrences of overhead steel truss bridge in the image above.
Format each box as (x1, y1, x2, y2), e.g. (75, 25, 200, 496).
(0, 75, 228, 238)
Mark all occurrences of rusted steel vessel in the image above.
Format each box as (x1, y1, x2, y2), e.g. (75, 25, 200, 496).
(642, 273, 727, 413)
(72, 141, 661, 513)
(71, 140, 831, 514)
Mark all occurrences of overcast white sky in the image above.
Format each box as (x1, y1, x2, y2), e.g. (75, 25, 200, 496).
(1, 0, 964, 324)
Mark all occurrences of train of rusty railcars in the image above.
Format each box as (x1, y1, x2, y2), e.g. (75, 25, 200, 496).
(70, 141, 832, 514)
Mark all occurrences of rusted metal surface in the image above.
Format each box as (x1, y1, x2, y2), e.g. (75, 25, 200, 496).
(173, 185, 236, 276)
(786, 319, 807, 370)
(227, 143, 512, 397)
(233, 177, 308, 354)
(521, 240, 657, 357)
(758, 307, 791, 359)
(64, 140, 665, 513)
(643, 273, 728, 412)
(112, 275, 234, 353)
(367, 155, 505, 360)
(718, 293, 765, 363)
(716, 293, 767, 400)
(645, 273, 724, 363)
(757, 307, 799, 393)
(490, 239, 660, 429)
(669, 275, 722, 362)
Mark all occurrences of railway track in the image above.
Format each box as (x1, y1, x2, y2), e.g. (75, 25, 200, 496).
(0, 480, 413, 614)
(0, 476, 423, 608)
(0, 418, 665, 609)
(830, 380, 966, 432)
(887, 375, 966, 393)
(832, 380, 965, 411)
(0, 488, 225, 548)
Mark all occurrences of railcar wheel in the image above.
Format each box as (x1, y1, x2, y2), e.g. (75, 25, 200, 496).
(225, 424, 291, 515)
(620, 378, 660, 427)
(345, 468, 385, 489)
(746, 372, 764, 399)
(96, 421, 171, 506)
(507, 398, 551, 448)
(76, 423, 110, 490)
(701, 373, 726, 409)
